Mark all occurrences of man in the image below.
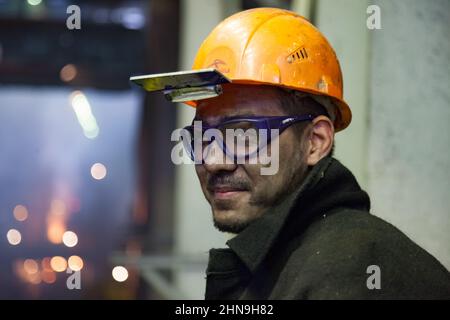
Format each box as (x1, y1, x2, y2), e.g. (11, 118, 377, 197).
(132, 8, 450, 299)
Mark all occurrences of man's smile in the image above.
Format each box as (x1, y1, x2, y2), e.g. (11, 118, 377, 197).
(208, 185, 250, 200)
(212, 189, 249, 200)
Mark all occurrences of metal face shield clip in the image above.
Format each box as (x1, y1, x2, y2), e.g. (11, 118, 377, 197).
(129, 68, 230, 102)
(163, 85, 223, 103)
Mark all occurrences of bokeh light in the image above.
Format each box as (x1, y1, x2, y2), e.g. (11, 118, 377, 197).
(47, 218, 66, 244)
(28, 273, 42, 285)
(23, 259, 39, 275)
(41, 269, 56, 284)
(50, 256, 67, 272)
(7, 229, 22, 245)
(70, 91, 99, 139)
(13, 204, 28, 221)
(59, 64, 77, 82)
(62, 231, 78, 247)
(90, 163, 107, 180)
(112, 266, 128, 282)
(41, 257, 52, 271)
(68, 255, 84, 271)
(27, 0, 42, 6)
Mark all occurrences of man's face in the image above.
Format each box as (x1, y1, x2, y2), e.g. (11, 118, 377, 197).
(194, 84, 310, 233)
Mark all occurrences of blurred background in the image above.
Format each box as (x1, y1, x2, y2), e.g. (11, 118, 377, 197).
(0, 0, 448, 299)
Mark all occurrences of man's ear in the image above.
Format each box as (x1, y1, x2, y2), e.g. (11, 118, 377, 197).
(306, 116, 334, 166)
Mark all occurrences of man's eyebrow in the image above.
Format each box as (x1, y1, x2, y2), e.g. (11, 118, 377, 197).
(225, 113, 256, 119)
(192, 116, 216, 124)
(191, 115, 225, 126)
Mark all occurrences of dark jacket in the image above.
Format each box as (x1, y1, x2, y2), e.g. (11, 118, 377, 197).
(205, 157, 450, 299)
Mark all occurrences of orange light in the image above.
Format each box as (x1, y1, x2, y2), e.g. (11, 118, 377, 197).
(13, 205, 29, 221)
(50, 256, 67, 272)
(23, 259, 39, 275)
(28, 272, 42, 285)
(13, 260, 28, 282)
(41, 257, 52, 271)
(41, 269, 56, 284)
(68, 255, 84, 271)
(47, 221, 66, 244)
(60, 64, 77, 82)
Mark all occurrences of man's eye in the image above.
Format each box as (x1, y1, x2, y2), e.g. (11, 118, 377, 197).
(223, 121, 255, 131)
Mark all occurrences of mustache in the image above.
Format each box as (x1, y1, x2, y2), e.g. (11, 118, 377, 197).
(207, 172, 252, 192)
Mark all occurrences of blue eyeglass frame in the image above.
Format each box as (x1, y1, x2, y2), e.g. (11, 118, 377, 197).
(182, 114, 314, 162)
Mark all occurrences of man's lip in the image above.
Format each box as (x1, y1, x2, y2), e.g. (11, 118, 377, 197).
(208, 186, 249, 199)
(211, 189, 248, 200)
(209, 186, 248, 193)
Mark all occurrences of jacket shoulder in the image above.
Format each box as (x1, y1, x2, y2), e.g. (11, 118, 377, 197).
(272, 210, 450, 299)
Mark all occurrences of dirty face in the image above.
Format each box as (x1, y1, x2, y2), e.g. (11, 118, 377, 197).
(194, 84, 311, 234)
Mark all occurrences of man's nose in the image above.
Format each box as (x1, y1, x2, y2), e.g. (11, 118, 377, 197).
(202, 141, 237, 173)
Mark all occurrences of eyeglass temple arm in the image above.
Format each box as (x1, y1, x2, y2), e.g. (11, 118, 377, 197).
(266, 115, 314, 132)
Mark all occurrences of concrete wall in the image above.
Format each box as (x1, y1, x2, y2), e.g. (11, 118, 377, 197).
(368, 0, 450, 269)
(315, 0, 371, 188)
(317, 0, 450, 269)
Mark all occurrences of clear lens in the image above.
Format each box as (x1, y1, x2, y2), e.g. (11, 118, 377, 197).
(221, 121, 260, 159)
(183, 120, 266, 162)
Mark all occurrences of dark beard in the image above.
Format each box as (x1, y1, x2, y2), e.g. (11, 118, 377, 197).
(213, 216, 252, 234)
(209, 139, 310, 234)
(248, 150, 309, 209)
(211, 164, 308, 235)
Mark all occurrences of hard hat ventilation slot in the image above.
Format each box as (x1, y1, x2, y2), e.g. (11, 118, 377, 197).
(287, 47, 308, 64)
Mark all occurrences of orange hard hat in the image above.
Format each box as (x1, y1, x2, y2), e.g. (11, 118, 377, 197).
(190, 7, 351, 131)
(130, 7, 351, 131)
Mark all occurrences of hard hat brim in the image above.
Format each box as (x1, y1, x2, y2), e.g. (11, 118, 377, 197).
(185, 78, 352, 132)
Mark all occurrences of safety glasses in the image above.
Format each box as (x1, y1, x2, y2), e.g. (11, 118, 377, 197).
(181, 114, 314, 163)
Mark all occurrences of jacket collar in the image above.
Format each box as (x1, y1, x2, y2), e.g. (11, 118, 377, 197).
(226, 157, 370, 273)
